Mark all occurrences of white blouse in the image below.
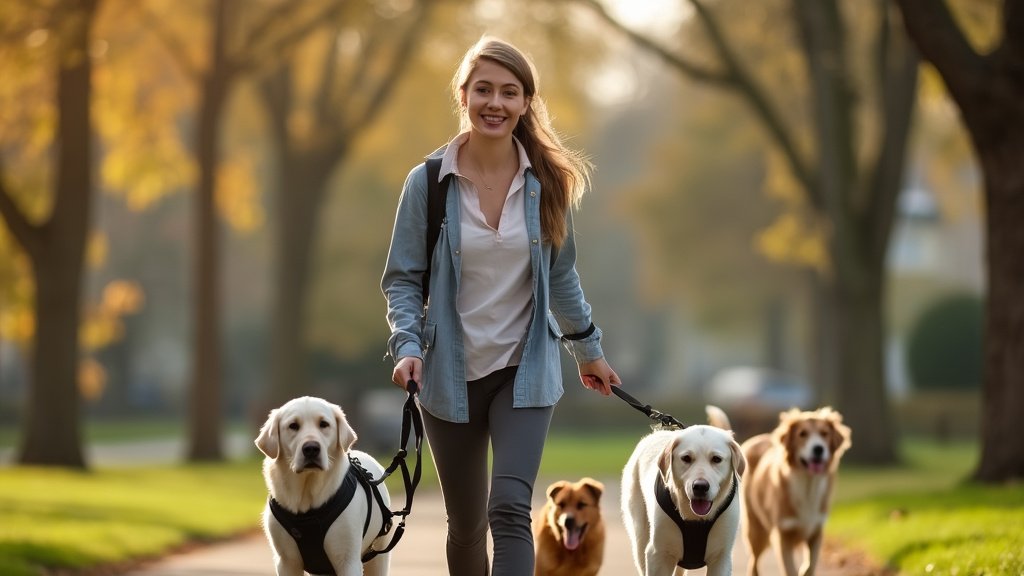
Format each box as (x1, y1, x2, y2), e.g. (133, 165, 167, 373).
(440, 133, 533, 381)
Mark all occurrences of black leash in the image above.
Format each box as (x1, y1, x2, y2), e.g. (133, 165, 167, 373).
(361, 380, 424, 562)
(611, 386, 688, 430)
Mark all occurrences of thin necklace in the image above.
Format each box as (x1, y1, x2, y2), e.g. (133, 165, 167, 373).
(469, 160, 496, 191)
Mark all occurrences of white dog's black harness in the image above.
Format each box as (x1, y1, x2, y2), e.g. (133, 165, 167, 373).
(269, 457, 392, 576)
(654, 473, 739, 570)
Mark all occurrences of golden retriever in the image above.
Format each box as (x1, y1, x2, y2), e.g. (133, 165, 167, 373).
(621, 406, 746, 576)
(533, 477, 606, 576)
(256, 396, 392, 576)
(740, 407, 852, 576)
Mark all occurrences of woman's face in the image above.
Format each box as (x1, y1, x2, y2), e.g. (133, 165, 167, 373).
(461, 59, 530, 141)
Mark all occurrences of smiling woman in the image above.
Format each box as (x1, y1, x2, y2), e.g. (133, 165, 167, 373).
(380, 35, 622, 576)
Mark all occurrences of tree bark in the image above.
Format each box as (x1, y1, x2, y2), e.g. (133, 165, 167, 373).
(186, 0, 229, 461)
(896, 0, 1024, 482)
(13, 0, 100, 468)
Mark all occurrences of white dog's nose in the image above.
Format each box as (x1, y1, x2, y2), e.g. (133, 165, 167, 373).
(302, 442, 321, 460)
(692, 479, 710, 497)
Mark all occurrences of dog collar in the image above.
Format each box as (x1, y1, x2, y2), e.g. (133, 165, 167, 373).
(654, 472, 739, 570)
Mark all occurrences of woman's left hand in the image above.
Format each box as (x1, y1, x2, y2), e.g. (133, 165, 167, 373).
(578, 358, 621, 396)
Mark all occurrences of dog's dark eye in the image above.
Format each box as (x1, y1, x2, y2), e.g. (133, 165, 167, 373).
(288, 422, 299, 431)
(711, 455, 723, 464)
(681, 454, 693, 464)
(798, 429, 809, 438)
(319, 420, 330, 429)
(577, 502, 588, 510)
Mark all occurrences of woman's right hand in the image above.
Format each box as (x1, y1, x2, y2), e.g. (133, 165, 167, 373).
(392, 356, 423, 392)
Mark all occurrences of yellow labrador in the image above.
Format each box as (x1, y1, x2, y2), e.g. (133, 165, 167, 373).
(621, 406, 746, 576)
(256, 396, 392, 576)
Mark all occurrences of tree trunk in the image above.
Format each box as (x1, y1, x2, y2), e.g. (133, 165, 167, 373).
(265, 153, 333, 409)
(829, 244, 897, 464)
(16, 0, 98, 468)
(186, 0, 228, 462)
(973, 137, 1024, 481)
(895, 0, 1024, 481)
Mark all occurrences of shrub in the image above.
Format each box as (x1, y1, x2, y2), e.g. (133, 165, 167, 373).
(906, 293, 983, 391)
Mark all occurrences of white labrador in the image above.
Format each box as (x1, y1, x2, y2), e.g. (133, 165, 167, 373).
(621, 406, 746, 576)
(256, 396, 392, 576)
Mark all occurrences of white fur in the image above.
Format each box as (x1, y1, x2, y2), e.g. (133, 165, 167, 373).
(256, 396, 391, 576)
(620, 406, 746, 576)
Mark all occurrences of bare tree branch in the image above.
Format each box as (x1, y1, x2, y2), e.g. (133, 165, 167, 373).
(578, 0, 731, 85)
(345, 4, 432, 139)
(138, 3, 202, 81)
(0, 165, 42, 261)
(894, 0, 984, 104)
(579, 0, 816, 205)
(234, 0, 346, 77)
(866, 0, 918, 264)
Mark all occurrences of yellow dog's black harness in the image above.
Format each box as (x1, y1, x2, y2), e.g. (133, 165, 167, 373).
(654, 472, 739, 570)
(268, 457, 391, 576)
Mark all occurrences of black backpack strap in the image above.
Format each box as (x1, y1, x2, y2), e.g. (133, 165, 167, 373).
(423, 158, 451, 304)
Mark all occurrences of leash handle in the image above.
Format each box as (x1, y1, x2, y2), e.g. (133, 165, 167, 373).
(406, 379, 419, 394)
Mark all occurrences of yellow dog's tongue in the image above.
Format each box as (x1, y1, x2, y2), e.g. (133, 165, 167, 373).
(564, 527, 582, 550)
(690, 499, 713, 516)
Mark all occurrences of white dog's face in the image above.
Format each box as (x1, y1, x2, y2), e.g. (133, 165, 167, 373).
(255, 396, 357, 474)
(658, 426, 746, 517)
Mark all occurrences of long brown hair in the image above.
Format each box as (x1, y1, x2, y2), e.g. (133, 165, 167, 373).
(452, 36, 591, 248)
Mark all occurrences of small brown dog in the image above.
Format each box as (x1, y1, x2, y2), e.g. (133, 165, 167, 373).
(534, 477, 606, 576)
(741, 407, 852, 576)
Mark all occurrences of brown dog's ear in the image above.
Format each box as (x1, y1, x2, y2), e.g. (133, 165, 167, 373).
(546, 481, 570, 501)
(580, 477, 605, 502)
(255, 409, 280, 459)
(821, 407, 852, 458)
(333, 404, 357, 451)
(773, 409, 801, 461)
(658, 437, 680, 486)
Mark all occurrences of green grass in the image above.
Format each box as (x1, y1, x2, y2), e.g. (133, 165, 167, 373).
(827, 439, 1024, 575)
(0, 460, 268, 576)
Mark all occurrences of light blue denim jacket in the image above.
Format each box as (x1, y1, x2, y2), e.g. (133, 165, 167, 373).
(381, 149, 605, 423)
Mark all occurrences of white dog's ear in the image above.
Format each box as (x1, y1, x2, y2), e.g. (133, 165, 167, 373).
(729, 438, 747, 477)
(658, 438, 679, 485)
(255, 409, 280, 459)
(333, 404, 357, 451)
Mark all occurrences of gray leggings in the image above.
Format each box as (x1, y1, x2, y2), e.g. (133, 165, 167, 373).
(420, 365, 554, 576)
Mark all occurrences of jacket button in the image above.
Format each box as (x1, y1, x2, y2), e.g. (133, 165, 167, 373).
(530, 191, 536, 197)
(455, 250, 461, 255)
(531, 239, 538, 245)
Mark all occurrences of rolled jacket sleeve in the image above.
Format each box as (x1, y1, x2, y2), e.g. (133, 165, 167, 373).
(381, 163, 430, 362)
(548, 209, 605, 363)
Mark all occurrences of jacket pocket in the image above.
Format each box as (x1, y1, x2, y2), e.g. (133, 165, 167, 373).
(423, 321, 437, 355)
(546, 313, 563, 340)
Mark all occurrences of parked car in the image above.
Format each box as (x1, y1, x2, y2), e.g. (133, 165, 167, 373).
(705, 367, 813, 437)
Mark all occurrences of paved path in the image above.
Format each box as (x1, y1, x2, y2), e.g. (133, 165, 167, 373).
(119, 478, 863, 576)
